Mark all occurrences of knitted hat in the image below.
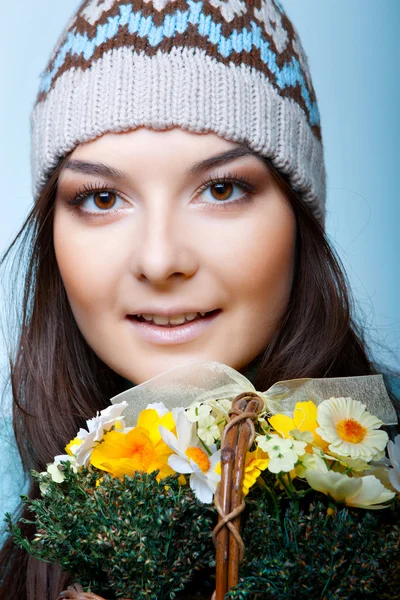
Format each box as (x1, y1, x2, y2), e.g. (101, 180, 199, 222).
(31, 0, 327, 223)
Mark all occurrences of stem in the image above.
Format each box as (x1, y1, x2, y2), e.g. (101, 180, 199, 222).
(199, 436, 213, 457)
(257, 477, 280, 519)
(277, 473, 293, 499)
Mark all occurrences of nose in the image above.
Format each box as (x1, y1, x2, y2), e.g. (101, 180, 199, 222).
(130, 204, 199, 286)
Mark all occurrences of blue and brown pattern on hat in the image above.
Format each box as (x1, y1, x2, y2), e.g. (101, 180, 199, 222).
(32, 0, 327, 223)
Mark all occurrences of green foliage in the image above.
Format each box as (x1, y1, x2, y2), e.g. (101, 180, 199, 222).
(227, 481, 400, 600)
(6, 465, 216, 599)
(6, 466, 400, 599)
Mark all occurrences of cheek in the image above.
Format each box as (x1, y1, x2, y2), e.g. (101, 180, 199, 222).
(210, 204, 296, 316)
(53, 213, 125, 319)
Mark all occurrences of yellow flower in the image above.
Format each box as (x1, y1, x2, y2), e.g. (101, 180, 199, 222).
(65, 437, 83, 456)
(90, 408, 175, 481)
(269, 401, 328, 450)
(243, 448, 270, 496)
(212, 449, 269, 496)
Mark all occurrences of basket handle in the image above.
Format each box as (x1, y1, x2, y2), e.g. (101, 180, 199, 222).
(212, 392, 264, 600)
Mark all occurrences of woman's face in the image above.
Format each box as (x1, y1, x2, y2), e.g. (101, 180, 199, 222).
(54, 127, 296, 384)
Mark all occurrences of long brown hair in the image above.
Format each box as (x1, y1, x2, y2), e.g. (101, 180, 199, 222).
(0, 153, 398, 599)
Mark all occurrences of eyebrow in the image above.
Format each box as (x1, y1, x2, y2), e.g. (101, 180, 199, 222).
(64, 147, 266, 181)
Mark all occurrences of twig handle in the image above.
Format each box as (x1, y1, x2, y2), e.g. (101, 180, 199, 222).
(212, 392, 264, 600)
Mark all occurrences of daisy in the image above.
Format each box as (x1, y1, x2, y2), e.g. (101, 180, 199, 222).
(316, 397, 388, 461)
(159, 411, 220, 504)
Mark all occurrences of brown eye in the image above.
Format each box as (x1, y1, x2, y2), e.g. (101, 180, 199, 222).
(210, 182, 234, 202)
(93, 191, 117, 209)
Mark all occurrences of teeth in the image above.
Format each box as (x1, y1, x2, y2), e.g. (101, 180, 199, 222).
(136, 312, 210, 326)
(182, 312, 198, 321)
(169, 313, 188, 325)
(152, 315, 170, 325)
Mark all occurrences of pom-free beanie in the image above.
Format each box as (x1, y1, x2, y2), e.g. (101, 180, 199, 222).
(31, 0, 327, 223)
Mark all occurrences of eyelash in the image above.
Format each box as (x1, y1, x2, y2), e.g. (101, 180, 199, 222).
(64, 170, 257, 215)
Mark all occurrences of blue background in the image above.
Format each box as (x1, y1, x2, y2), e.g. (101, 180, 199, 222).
(0, 1, 399, 525)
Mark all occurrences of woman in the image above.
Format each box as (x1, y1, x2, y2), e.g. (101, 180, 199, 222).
(0, 1, 398, 598)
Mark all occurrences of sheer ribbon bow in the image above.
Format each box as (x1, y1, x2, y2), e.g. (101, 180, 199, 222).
(110, 361, 398, 427)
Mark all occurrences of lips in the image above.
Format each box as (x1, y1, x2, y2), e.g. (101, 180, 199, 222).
(126, 309, 222, 345)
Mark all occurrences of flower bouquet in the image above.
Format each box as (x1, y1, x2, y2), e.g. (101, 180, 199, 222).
(6, 362, 400, 599)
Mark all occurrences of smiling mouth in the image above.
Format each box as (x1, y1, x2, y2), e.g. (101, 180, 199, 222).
(128, 309, 221, 328)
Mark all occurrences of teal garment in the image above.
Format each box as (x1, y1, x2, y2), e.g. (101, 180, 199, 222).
(0, 416, 28, 546)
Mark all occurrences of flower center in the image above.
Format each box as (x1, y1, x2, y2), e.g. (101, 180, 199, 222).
(185, 446, 210, 473)
(336, 418, 367, 444)
(129, 438, 154, 470)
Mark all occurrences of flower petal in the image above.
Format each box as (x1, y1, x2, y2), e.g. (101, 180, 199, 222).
(269, 414, 294, 438)
(168, 454, 194, 474)
(47, 463, 66, 484)
(388, 468, 400, 493)
(347, 475, 395, 508)
(145, 401, 169, 417)
(175, 411, 196, 449)
(190, 473, 214, 504)
(159, 425, 180, 455)
(305, 470, 362, 502)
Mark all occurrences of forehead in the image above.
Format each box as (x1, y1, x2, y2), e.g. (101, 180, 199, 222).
(69, 127, 251, 159)
(60, 127, 269, 182)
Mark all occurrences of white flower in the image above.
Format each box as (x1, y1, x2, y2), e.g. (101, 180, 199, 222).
(54, 454, 78, 471)
(39, 480, 51, 496)
(159, 411, 220, 504)
(46, 462, 66, 484)
(205, 399, 232, 438)
(39, 454, 78, 495)
(145, 401, 169, 417)
(78, 401, 128, 443)
(206, 398, 232, 421)
(290, 428, 314, 444)
(197, 414, 221, 445)
(256, 434, 306, 473)
(186, 402, 212, 423)
(71, 436, 96, 468)
(366, 466, 394, 492)
(305, 470, 395, 509)
(185, 402, 221, 444)
(38, 462, 66, 496)
(388, 434, 400, 493)
(316, 397, 388, 461)
(295, 450, 329, 478)
(73, 401, 127, 467)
